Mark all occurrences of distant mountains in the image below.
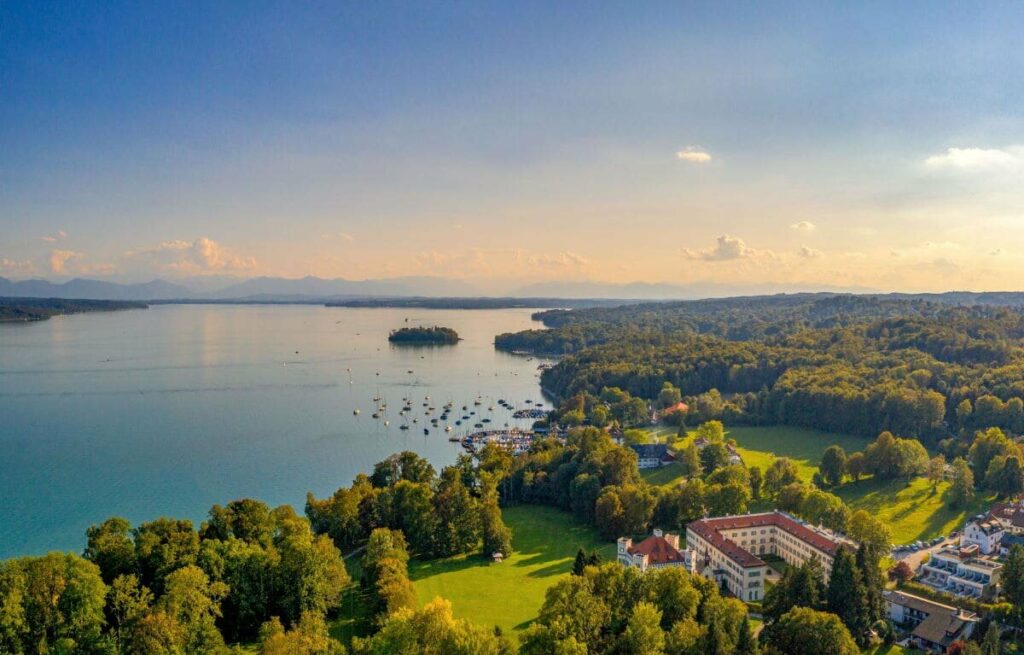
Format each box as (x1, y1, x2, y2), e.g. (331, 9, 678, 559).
(0, 275, 479, 302)
(6, 274, 1024, 307)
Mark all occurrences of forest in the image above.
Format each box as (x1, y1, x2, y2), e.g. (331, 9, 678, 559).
(387, 326, 460, 344)
(497, 294, 1024, 440)
(0, 297, 147, 322)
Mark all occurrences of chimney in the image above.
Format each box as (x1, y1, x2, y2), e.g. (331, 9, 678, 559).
(653, 528, 663, 538)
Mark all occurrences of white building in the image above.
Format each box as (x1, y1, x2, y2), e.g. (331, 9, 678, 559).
(686, 511, 854, 602)
(617, 528, 697, 573)
(960, 517, 1005, 555)
(918, 544, 1002, 600)
(628, 444, 676, 469)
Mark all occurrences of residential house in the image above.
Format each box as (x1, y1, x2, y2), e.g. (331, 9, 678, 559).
(884, 590, 977, 653)
(960, 516, 1005, 555)
(629, 443, 676, 469)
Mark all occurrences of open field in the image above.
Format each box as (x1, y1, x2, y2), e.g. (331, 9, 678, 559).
(407, 504, 615, 639)
(725, 425, 871, 481)
(835, 476, 996, 544)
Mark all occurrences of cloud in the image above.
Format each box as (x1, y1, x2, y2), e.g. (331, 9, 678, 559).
(0, 258, 36, 276)
(126, 237, 256, 276)
(411, 247, 591, 279)
(41, 230, 68, 243)
(676, 146, 712, 164)
(790, 221, 816, 231)
(320, 232, 354, 241)
(924, 146, 1024, 171)
(798, 246, 823, 259)
(683, 235, 771, 261)
(48, 250, 82, 274)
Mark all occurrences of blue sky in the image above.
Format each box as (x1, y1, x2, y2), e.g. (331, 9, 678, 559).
(2, 1, 1023, 290)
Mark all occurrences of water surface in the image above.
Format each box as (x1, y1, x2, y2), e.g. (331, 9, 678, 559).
(0, 305, 550, 557)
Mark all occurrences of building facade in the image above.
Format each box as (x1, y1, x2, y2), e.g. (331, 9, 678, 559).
(960, 517, 1005, 555)
(629, 444, 676, 469)
(617, 528, 696, 573)
(686, 511, 853, 601)
(918, 544, 1002, 600)
(884, 590, 978, 653)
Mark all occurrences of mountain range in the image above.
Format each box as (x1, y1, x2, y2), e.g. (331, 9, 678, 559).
(0, 275, 882, 302)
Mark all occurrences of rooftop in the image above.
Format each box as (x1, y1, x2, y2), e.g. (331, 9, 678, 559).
(626, 533, 687, 565)
(687, 510, 848, 568)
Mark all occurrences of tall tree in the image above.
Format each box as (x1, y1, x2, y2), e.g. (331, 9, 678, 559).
(949, 457, 976, 508)
(826, 550, 869, 645)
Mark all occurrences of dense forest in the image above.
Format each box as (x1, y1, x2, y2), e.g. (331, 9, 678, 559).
(0, 297, 147, 322)
(496, 294, 1024, 440)
(387, 325, 460, 344)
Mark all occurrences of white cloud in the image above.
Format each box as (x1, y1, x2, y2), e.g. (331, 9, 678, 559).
(126, 237, 256, 276)
(924, 146, 1024, 171)
(798, 246, 823, 259)
(676, 146, 712, 164)
(48, 249, 82, 274)
(41, 230, 68, 243)
(683, 235, 772, 261)
(0, 258, 36, 276)
(790, 221, 816, 231)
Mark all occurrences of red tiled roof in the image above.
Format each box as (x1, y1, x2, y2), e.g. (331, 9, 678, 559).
(688, 511, 845, 568)
(627, 535, 686, 565)
(989, 502, 1024, 528)
(661, 402, 689, 415)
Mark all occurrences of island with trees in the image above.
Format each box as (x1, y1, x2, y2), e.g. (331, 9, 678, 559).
(388, 325, 460, 344)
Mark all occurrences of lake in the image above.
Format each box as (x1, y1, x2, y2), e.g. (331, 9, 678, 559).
(0, 304, 552, 558)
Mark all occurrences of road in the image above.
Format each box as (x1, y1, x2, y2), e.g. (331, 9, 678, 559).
(892, 536, 957, 572)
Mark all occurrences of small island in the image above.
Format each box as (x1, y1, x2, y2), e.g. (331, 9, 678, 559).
(388, 325, 460, 344)
(0, 297, 147, 323)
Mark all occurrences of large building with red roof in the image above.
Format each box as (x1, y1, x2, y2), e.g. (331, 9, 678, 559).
(617, 529, 696, 573)
(686, 510, 854, 601)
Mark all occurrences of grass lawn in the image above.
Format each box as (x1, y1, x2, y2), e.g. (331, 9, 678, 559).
(406, 505, 615, 640)
(724, 426, 871, 482)
(641, 461, 687, 488)
(864, 645, 925, 655)
(834, 476, 996, 544)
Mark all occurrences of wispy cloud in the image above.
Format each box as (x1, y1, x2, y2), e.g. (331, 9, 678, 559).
(798, 245, 822, 259)
(676, 146, 712, 164)
(924, 146, 1024, 171)
(320, 232, 354, 241)
(41, 230, 68, 243)
(790, 221, 816, 231)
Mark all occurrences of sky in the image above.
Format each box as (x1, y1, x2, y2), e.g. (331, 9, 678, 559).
(2, 1, 1024, 292)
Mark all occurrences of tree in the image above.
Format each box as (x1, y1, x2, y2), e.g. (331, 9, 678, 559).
(763, 558, 825, 622)
(705, 483, 750, 516)
(595, 489, 628, 540)
(619, 601, 665, 655)
(84, 517, 137, 584)
(980, 621, 1000, 655)
(108, 574, 154, 650)
(969, 428, 1021, 483)
(1001, 545, 1024, 612)
(17, 553, 107, 654)
(749, 466, 763, 501)
(134, 518, 200, 594)
(889, 561, 914, 584)
(355, 597, 512, 655)
(927, 454, 946, 488)
(275, 526, 349, 624)
(694, 420, 725, 443)
(856, 543, 885, 625)
(987, 455, 1024, 497)
(949, 457, 976, 508)
(432, 467, 481, 557)
(764, 459, 800, 498)
(258, 611, 344, 655)
(158, 565, 228, 655)
(826, 550, 869, 646)
(681, 444, 702, 477)
(201, 499, 275, 547)
(700, 442, 730, 474)
(819, 446, 847, 488)
(735, 615, 759, 655)
(658, 382, 682, 410)
(129, 610, 185, 655)
(761, 607, 859, 655)
(572, 550, 587, 577)
(481, 489, 512, 558)
(846, 452, 866, 482)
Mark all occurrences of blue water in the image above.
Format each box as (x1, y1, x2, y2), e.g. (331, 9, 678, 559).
(0, 304, 551, 558)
